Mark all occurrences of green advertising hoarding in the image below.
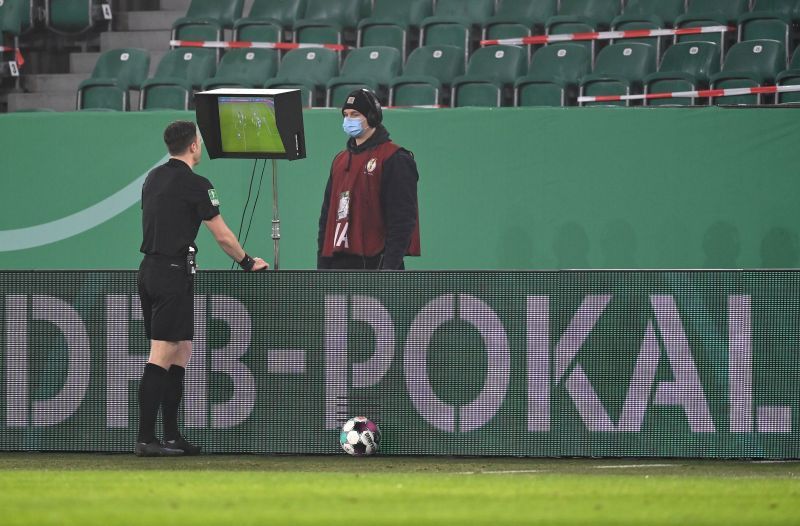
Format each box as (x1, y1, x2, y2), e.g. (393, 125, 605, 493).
(1, 270, 797, 458)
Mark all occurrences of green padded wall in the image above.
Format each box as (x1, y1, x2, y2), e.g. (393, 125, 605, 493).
(0, 107, 798, 270)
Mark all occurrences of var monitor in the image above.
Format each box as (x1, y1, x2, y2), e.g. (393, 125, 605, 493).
(195, 89, 306, 160)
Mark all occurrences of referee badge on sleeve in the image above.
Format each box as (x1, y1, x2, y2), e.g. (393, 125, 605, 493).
(208, 189, 220, 206)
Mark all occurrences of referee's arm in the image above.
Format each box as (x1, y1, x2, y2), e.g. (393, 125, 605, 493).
(204, 215, 268, 271)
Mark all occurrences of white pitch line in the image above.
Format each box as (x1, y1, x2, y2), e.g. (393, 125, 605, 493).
(750, 460, 800, 464)
(455, 470, 546, 475)
(595, 464, 680, 469)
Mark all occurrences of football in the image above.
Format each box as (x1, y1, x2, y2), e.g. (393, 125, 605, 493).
(339, 416, 381, 456)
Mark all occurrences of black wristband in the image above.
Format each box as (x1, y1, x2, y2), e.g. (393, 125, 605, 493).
(238, 254, 255, 271)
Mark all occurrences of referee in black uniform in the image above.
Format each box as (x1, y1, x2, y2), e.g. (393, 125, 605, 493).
(136, 120, 267, 457)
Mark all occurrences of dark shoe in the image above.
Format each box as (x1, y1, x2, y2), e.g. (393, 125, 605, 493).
(134, 440, 183, 457)
(165, 436, 202, 456)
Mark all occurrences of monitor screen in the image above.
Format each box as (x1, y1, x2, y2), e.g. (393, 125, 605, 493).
(218, 96, 287, 154)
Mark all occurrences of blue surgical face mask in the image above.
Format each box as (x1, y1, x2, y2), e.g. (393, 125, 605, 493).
(342, 116, 364, 138)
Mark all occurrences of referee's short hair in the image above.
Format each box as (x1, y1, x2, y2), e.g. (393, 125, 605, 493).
(164, 121, 198, 155)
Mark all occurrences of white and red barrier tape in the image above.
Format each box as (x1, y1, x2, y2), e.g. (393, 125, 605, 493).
(578, 84, 800, 103)
(169, 40, 350, 51)
(0, 46, 24, 67)
(481, 25, 733, 47)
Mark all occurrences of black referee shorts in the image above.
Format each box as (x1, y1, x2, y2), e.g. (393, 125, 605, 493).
(137, 255, 194, 342)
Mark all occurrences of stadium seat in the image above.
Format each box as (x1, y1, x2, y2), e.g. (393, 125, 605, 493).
(420, 19, 471, 67)
(263, 47, 339, 107)
(611, 0, 685, 28)
(201, 49, 278, 90)
(776, 45, 800, 103)
(139, 48, 217, 111)
(234, 0, 307, 44)
(172, 0, 244, 42)
(579, 42, 657, 106)
(294, 0, 362, 45)
(326, 46, 401, 106)
(235, 0, 305, 31)
(610, 0, 685, 57)
(678, 0, 750, 24)
(420, 0, 495, 66)
(389, 45, 464, 106)
(737, 13, 792, 64)
(357, 0, 433, 57)
(643, 41, 720, 105)
(451, 45, 525, 107)
(514, 43, 591, 106)
(753, 0, 800, 23)
(77, 48, 150, 111)
(45, 0, 107, 35)
(547, 0, 621, 30)
(0, 0, 35, 37)
(483, 0, 557, 40)
(422, 0, 495, 27)
(710, 39, 785, 104)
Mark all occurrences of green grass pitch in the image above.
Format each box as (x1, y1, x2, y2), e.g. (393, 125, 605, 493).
(0, 455, 798, 525)
(219, 100, 286, 154)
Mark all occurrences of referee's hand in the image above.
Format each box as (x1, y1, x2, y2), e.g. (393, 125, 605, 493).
(251, 257, 269, 271)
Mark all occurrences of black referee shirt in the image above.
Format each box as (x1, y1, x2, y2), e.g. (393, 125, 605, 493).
(140, 158, 220, 258)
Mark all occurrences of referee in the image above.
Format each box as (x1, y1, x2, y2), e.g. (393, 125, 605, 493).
(135, 120, 267, 457)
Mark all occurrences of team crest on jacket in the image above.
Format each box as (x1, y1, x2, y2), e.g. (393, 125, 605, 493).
(366, 158, 377, 174)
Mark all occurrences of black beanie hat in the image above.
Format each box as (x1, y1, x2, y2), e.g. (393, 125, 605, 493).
(341, 88, 382, 126)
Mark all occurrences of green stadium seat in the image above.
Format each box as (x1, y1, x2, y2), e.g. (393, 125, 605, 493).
(483, 0, 557, 38)
(77, 48, 150, 111)
(643, 41, 720, 106)
(579, 42, 657, 106)
(263, 47, 339, 107)
(674, 0, 749, 45)
(451, 45, 526, 107)
(236, 0, 305, 31)
(172, 0, 244, 42)
(423, 0, 495, 26)
(420, 20, 472, 70)
(611, 0, 685, 27)
(201, 49, 278, 90)
(420, 0, 495, 66)
(0, 0, 35, 36)
(710, 39, 785, 105)
(358, 23, 408, 57)
(737, 13, 792, 64)
(610, 0, 685, 58)
(514, 43, 591, 106)
(547, 0, 621, 30)
(357, 0, 433, 57)
(326, 46, 401, 106)
(45, 0, 106, 35)
(679, 0, 750, 24)
(750, 0, 800, 22)
(776, 45, 800, 103)
(389, 45, 465, 106)
(139, 48, 217, 111)
(294, 0, 362, 45)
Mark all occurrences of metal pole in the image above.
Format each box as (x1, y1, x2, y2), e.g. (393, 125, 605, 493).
(271, 159, 280, 270)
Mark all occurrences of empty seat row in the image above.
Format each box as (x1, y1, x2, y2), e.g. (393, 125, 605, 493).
(0, 0, 110, 38)
(77, 38, 800, 112)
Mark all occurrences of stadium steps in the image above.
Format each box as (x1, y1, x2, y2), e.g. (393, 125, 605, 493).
(6, 0, 251, 112)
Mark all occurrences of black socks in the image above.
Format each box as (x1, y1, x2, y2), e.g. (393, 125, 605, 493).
(136, 363, 168, 443)
(161, 365, 186, 442)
